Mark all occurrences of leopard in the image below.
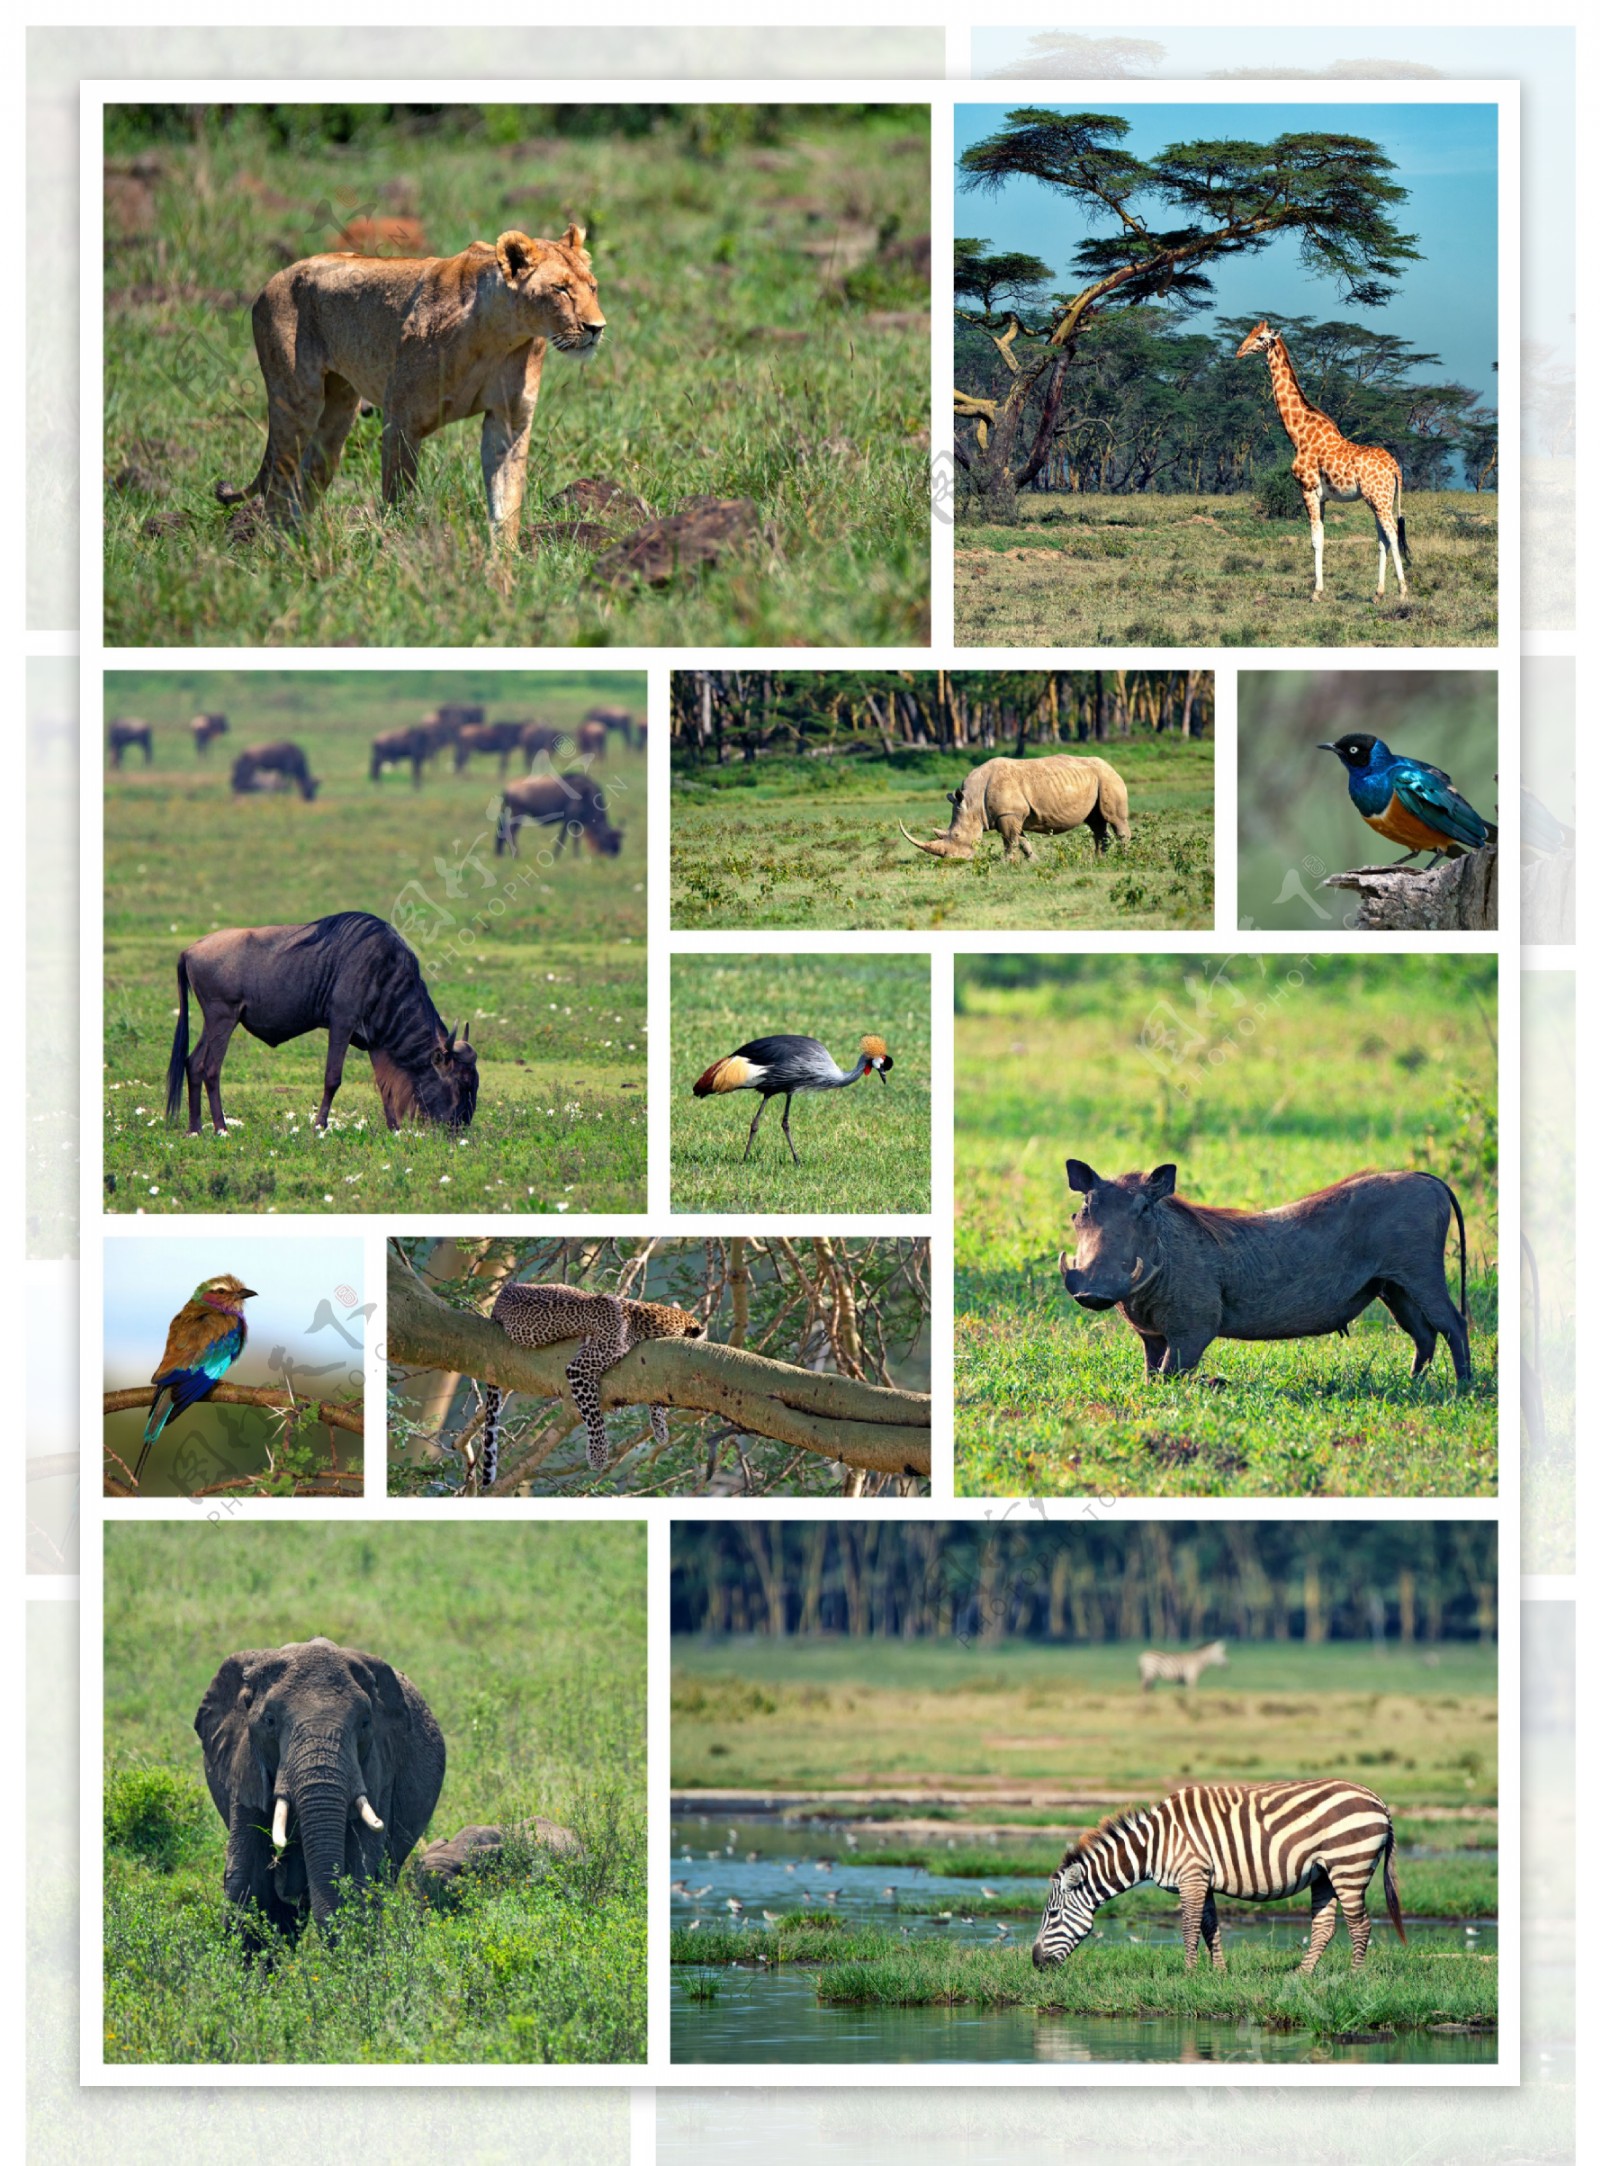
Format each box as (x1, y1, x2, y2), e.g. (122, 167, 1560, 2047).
(473, 1283, 704, 1487)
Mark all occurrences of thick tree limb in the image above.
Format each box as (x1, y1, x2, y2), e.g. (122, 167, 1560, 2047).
(102, 1385, 364, 1434)
(387, 1272, 931, 1478)
(1322, 843, 1497, 931)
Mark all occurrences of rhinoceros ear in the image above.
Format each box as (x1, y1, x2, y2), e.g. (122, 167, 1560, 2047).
(1145, 1164, 1178, 1200)
(1065, 1158, 1099, 1193)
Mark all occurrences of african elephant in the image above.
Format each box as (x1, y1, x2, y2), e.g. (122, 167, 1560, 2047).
(195, 1636, 445, 1942)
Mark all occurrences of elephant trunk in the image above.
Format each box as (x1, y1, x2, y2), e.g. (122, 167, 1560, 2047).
(281, 1732, 365, 1923)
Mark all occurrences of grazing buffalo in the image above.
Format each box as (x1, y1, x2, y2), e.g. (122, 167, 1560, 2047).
(231, 740, 320, 800)
(428, 703, 485, 738)
(108, 718, 153, 768)
(191, 712, 230, 757)
(902, 754, 1131, 862)
(165, 910, 479, 1136)
(520, 721, 566, 768)
(370, 726, 438, 786)
(496, 772, 622, 858)
(575, 717, 609, 761)
(1059, 1161, 1471, 1385)
(453, 720, 526, 776)
(584, 703, 637, 749)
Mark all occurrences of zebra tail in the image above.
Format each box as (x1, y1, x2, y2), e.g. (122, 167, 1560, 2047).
(478, 1382, 502, 1492)
(1383, 1825, 1407, 1943)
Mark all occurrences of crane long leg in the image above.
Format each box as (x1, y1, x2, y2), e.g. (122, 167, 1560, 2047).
(742, 1094, 767, 1162)
(780, 1092, 800, 1166)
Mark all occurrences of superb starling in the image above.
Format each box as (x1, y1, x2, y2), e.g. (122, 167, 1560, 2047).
(137, 1274, 258, 1485)
(1318, 732, 1494, 870)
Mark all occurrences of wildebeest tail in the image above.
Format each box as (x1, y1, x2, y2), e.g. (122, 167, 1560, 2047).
(1382, 1822, 1406, 1943)
(1443, 1178, 1469, 1334)
(164, 956, 192, 1124)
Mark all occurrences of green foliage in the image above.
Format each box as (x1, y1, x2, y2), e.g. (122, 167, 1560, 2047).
(103, 106, 930, 647)
(101, 670, 646, 1215)
(671, 953, 931, 1213)
(102, 1520, 645, 2064)
(1256, 465, 1304, 519)
(953, 955, 1499, 1496)
(671, 740, 1213, 933)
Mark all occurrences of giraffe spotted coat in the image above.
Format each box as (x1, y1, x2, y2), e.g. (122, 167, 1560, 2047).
(475, 1283, 704, 1486)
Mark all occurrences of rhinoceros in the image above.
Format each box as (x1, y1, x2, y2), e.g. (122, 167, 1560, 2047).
(900, 753, 1131, 862)
(1058, 1160, 1471, 1385)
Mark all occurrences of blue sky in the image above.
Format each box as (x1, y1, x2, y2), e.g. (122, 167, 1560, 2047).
(104, 1235, 368, 1393)
(954, 101, 1500, 412)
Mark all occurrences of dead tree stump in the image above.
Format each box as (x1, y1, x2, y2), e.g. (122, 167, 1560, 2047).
(1322, 843, 1497, 930)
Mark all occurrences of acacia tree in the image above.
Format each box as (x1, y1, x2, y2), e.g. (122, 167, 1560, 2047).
(954, 110, 1420, 513)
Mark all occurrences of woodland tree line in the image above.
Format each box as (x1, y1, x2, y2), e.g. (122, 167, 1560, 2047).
(671, 1522, 1497, 1644)
(671, 669, 1212, 761)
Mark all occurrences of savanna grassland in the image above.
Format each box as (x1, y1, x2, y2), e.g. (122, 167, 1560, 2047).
(102, 670, 646, 1215)
(956, 491, 1497, 649)
(955, 956, 1499, 1497)
(671, 741, 1213, 932)
(103, 1520, 646, 2064)
(670, 1637, 1498, 2043)
(671, 952, 931, 1214)
(102, 104, 930, 648)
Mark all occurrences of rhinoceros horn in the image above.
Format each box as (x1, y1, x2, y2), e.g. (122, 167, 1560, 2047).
(898, 822, 970, 860)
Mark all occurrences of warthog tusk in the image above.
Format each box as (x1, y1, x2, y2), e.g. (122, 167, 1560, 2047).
(271, 1797, 290, 1850)
(355, 1794, 385, 1831)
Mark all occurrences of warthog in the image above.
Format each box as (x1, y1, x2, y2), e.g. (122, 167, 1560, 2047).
(108, 718, 153, 767)
(1059, 1160, 1470, 1385)
(900, 753, 1131, 862)
(165, 910, 479, 1136)
(190, 712, 230, 757)
(452, 720, 526, 775)
(496, 771, 622, 857)
(231, 740, 320, 800)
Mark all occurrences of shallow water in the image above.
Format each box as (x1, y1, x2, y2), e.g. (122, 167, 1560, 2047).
(670, 1812, 1497, 2066)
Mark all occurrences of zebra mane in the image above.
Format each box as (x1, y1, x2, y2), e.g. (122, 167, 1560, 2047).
(1059, 1807, 1145, 1870)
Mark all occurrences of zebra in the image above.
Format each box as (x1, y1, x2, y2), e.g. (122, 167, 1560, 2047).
(1031, 1779, 1406, 1974)
(1138, 1638, 1227, 1691)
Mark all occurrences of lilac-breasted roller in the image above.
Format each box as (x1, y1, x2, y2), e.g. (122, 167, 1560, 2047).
(137, 1275, 258, 1485)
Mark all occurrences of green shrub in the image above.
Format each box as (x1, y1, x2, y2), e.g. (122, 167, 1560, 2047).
(104, 1765, 211, 1872)
(1255, 466, 1304, 519)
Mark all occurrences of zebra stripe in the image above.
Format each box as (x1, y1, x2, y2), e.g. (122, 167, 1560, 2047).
(1031, 1779, 1406, 1975)
(1138, 1639, 1227, 1691)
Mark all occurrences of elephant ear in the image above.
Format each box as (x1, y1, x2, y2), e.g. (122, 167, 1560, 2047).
(347, 1648, 409, 1722)
(194, 1649, 281, 1822)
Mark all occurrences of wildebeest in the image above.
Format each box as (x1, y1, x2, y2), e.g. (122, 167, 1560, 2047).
(190, 712, 230, 757)
(453, 720, 526, 776)
(108, 718, 153, 767)
(370, 725, 438, 786)
(1059, 1160, 1471, 1385)
(520, 721, 566, 768)
(584, 703, 637, 749)
(165, 910, 479, 1136)
(901, 754, 1131, 862)
(231, 740, 320, 800)
(496, 772, 622, 857)
(575, 717, 609, 761)
(426, 703, 483, 742)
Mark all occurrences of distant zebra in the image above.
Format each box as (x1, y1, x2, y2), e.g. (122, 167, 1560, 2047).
(1138, 1639, 1227, 1692)
(1032, 1779, 1406, 1975)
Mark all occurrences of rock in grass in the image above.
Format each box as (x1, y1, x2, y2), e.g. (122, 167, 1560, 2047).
(549, 476, 652, 525)
(140, 508, 193, 539)
(590, 495, 762, 589)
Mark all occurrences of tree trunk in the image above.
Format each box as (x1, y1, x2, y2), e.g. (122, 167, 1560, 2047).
(1322, 844, 1497, 931)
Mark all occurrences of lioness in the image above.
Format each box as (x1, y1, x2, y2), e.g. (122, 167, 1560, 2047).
(222, 226, 605, 551)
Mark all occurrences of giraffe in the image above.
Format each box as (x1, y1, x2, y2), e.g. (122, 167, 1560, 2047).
(1236, 320, 1408, 600)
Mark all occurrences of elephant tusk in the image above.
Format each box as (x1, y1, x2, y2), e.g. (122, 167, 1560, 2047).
(355, 1794, 385, 1831)
(271, 1796, 290, 1850)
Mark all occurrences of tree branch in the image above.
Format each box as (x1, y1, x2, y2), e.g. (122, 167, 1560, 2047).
(387, 1272, 931, 1478)
(1322, 843, 1497, 931)
(102, 1385, 364, 1435)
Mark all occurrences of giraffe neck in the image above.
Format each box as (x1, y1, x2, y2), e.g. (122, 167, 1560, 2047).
(1264, 338, 1320, 447)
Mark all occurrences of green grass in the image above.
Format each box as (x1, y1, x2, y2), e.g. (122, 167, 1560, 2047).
(103, 107, 930, 647)
(102, 670, 646, 1215)
(103, 1520, 645, 2064)
(955, 491, 1496, 649)
(955, 956, 1499, 1497)
(671, 952, 930, 1213)
(669, 1640, 1500, 1811)
(671, 742, 1213, 931)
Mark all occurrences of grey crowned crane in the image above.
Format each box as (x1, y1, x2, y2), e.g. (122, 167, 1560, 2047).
(692, 1033, 893, 1163)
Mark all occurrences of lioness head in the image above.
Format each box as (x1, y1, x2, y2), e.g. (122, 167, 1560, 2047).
(494, 225, 606, 354)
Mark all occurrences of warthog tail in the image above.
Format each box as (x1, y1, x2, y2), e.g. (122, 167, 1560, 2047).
(1443, 1178, 1469, 1335)
(164, 956, 192, 1125)
(1382, 1823, 1407, 1943)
